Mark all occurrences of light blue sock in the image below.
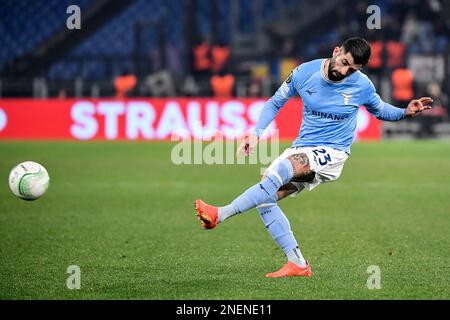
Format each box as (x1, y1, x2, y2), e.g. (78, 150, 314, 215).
(230, 158, 294, 214)
(257, 194, 297, 253)
(257, 194, 306, 267)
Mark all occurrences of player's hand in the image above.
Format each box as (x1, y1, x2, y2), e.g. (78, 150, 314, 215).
(405, 97, 433, 118)
(236, 133, 259, 157)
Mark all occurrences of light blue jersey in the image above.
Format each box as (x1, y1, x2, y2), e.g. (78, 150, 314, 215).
(254, 59, 406, 153)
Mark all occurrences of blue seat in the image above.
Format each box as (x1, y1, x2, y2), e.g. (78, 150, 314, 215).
(0, 0, 93, 69)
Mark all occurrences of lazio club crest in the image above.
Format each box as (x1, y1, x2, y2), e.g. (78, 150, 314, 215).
(340, 92, 352, 104)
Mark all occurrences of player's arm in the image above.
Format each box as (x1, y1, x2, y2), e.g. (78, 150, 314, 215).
(237, 70, 298, 156)
(362, 81, 433, 121)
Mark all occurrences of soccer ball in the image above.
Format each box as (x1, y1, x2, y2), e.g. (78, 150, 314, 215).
(8, 161, 50, 200)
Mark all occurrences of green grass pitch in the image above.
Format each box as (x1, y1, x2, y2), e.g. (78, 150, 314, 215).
(0, 140, 449, 299)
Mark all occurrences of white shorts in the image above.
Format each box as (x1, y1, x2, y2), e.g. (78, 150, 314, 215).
(264, 146, 349, 195)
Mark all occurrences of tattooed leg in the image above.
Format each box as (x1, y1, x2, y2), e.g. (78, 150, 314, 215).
(287, 153, 315, 182)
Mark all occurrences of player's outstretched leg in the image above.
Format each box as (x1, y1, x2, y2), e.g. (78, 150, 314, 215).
(194, 158, 293, 229)
(223, 158, 295, 221)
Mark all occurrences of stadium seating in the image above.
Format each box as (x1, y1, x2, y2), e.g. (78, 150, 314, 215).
(0, 0, 92, 69)
(45, 0, 298, 80)
(0, 0, 301, 80)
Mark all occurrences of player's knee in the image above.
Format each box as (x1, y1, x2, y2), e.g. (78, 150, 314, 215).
(287, 153, 315, 182)
(277, 186, 297, 200)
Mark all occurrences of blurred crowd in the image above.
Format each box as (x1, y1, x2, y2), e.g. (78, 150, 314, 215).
(1, 0, 449, 129)
(170, 0, 449, 135)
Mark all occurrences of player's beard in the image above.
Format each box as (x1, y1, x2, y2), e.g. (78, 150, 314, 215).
(328, 58, 346, 81)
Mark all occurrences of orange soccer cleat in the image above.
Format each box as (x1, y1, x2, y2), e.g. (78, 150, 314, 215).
(265, 261, 312, 278)
(195, 199, 218, 229)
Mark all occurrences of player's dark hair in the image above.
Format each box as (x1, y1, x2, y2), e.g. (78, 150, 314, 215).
(341, 37, 371, 67)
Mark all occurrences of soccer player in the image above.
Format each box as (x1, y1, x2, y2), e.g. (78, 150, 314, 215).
(195, 37, 433, 278)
